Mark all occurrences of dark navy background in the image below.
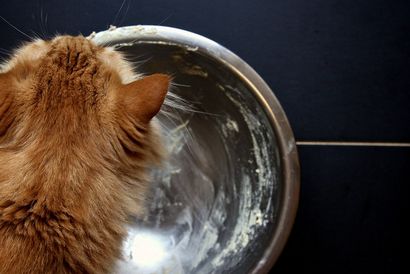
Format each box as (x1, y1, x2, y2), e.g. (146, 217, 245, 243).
(1, 0, 409, 273)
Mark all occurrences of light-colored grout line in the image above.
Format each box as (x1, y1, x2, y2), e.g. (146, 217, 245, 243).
(296, 141, 410, 147)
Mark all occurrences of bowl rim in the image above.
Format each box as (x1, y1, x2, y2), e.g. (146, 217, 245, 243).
(91, 25, 300, 274)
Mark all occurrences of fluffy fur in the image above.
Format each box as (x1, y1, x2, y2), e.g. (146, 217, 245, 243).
(0, 36, 169, 273)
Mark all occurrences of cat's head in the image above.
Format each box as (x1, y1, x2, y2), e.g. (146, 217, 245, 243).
(0, 35, 169, 170)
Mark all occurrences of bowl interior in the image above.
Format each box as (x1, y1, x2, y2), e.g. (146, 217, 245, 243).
(110, 41, 282, 273)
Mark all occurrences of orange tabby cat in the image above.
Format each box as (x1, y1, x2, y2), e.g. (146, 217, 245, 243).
(0, 36, 169, 273)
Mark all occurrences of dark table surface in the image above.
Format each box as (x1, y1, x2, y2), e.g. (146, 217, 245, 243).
(1, 0, 409, 273)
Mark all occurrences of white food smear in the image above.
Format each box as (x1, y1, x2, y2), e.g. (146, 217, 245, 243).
(208, 87, 274, 269)
(221, 116, 240, 137)
(115, 85, 276, 274)
(91, 25, 280, 274)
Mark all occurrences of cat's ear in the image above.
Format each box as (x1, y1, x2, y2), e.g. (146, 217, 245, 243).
(118, 74, 170, 123)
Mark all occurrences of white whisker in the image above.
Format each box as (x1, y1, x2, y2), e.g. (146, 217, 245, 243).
(118, 0, 131, 27)
(0, 15, 33, 40)
(171, 82, 191, 88)
(158, 14, 173, 26)
(112, 0, 127, 27)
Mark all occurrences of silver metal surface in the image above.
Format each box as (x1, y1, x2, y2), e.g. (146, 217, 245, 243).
(91, 26, 300, 274)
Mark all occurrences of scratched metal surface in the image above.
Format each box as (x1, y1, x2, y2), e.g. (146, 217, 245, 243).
(91, 26, 299, 274)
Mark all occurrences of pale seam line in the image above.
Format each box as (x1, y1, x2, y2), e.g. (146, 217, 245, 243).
(296, 141, 410, 147)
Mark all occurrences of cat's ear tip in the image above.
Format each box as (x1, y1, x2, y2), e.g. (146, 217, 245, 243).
(150, 73, 171, 80)
(118, 73, 171, 123)
(147, 73, 171, 89)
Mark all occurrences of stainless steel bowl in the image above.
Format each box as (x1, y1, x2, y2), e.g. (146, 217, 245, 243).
(91, 26, 300, 274)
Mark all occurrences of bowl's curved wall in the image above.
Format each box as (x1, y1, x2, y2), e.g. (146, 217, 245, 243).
(91, 26, 299, 274)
